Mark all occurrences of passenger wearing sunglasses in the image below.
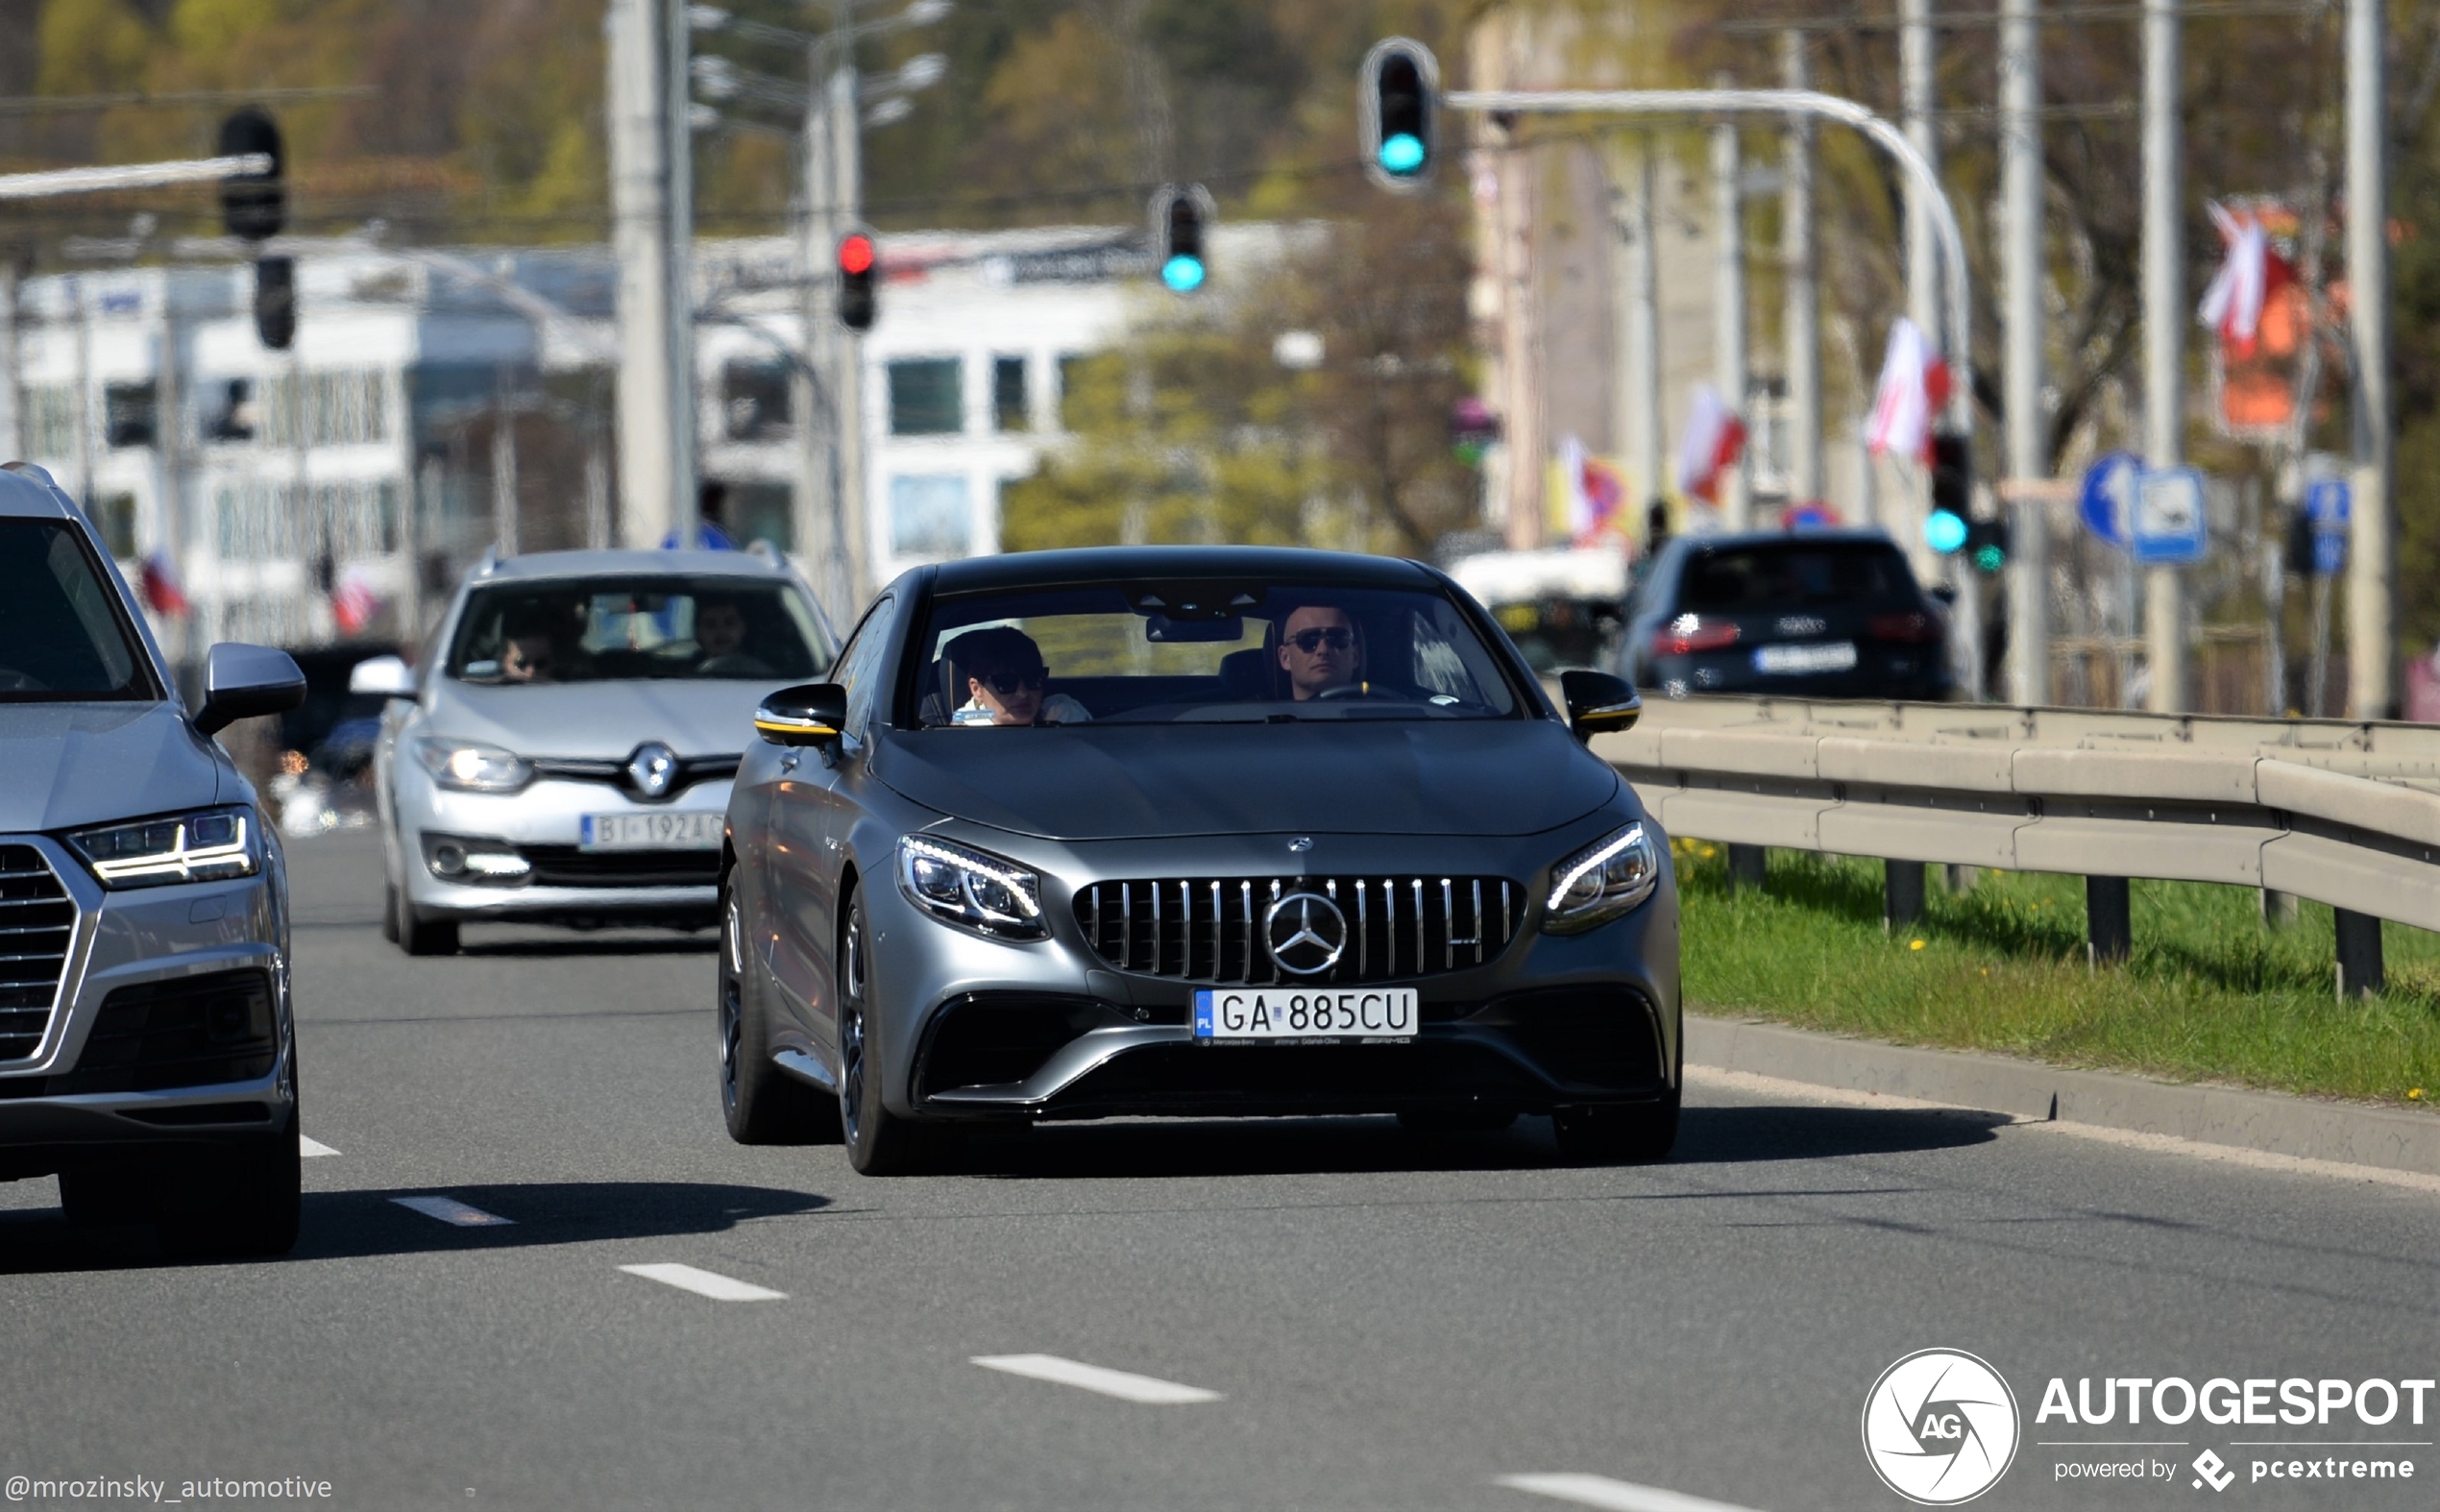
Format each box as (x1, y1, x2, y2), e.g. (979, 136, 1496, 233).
(1276, 603, 1363, 700)
(944, 625, 1092, 726)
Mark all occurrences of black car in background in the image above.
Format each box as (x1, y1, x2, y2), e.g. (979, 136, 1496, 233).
(1620, 529, 1954, 700)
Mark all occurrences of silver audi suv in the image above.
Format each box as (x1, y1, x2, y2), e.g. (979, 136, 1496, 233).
(720, 546, 1677, 1175)
(370, 549, 835, 953)
(0, 464, 308, 1256)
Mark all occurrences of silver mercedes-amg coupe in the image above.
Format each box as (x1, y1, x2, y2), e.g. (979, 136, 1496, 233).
(720, 546, 1677, 1175)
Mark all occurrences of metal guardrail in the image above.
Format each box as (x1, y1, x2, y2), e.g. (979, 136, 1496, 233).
(1594, 695, 2440, 996)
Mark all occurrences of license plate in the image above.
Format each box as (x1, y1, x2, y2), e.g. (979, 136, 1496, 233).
(579, 812, 723, 850)
(1193, 988, 1419, 1042)
(1753, 641, 1858, 674)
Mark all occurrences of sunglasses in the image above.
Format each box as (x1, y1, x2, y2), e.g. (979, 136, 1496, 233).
(977, 669, 1047, 695)
(1287, 627, 1354, 653)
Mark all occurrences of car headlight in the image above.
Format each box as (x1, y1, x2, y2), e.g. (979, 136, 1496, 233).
(1544, 821, 1660, 934)
(413, 737, 532, 793)
(898, 836, 1045, 940)
(66, 807, 262, 889)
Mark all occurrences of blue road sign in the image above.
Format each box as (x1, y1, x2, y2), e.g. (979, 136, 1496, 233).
(2307, 476, 2350, 575)
(2080, 451, 2139, 547)
(2132, 466, 2208, 565)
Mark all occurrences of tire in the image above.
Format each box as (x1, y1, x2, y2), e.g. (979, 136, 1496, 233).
(1398, 1107, 1519, 1134)
(719, 881, 840, 1144)
(380, 873, 402, 943)
(155, 1113, 304, 1258)
(1551, 1091, 1679, 1166)
(397, 881, 458, 957)
(837, 891, 945, 1177)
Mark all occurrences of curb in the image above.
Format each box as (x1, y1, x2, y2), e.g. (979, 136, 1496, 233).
(1684, 1013, 2440, 1179)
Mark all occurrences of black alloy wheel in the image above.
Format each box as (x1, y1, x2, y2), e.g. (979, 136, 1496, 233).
(838, 891, 942, 1176)
(718, 880, 838, 1144)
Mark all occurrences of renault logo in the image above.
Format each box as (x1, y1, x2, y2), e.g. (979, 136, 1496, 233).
(626, 742, 680, 800)
(1263, 891, 1347, 976)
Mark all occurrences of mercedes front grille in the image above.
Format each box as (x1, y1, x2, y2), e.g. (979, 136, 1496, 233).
(1074, 875, 1518, 986)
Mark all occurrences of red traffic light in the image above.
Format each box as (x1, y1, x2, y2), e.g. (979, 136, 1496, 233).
(838, 233, 876, 276)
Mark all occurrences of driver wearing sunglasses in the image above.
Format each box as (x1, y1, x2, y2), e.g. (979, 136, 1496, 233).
(945, 625, 1092, 726)
(1276, 603, 1364, 700)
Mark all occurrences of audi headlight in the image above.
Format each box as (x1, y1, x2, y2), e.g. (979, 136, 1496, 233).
(898, 836, 1045, 940)
(66, 807, 261, 889)
(1544, 822, 1660, 934)
(413, 737, 532, 793)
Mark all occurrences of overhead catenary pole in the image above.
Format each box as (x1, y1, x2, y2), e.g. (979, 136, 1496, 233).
(1781, 34, 1821, 508)
(2345, 0, 2394, 720)
(1617, 135, 1664, 537)
(793, 29, 843, 621)
(0, 258, 17, 461)
(829, 62, 869, 605)
(1900, 0, 1941, 582)
(1712, 76, 1750, 529)
(2141, 0, 2185, 712)
(605, 0, 688, 550)
(2001, 0, 2049, 706)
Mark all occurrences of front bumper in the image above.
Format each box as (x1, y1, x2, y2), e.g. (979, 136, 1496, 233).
(848, 818, 1681, 1123)
(394, 770, 730, 924)
(0, 835, 295, 1162)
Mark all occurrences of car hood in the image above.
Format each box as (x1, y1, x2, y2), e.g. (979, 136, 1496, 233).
(0, 702, 228, 833)
(873, 719, 1623, 841)
(426, 679, 770, 758)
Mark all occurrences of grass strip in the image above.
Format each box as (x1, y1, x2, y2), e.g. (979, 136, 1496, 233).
(1672, 840, 2440, 1110)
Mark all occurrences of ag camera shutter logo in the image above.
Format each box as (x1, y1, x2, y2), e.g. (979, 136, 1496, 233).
(1863, 1349, 2021, 1504)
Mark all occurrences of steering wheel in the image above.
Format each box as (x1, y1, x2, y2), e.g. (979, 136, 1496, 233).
(1314, 680, 1403, 701)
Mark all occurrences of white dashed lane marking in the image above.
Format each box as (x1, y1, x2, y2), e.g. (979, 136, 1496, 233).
(970, 1353, 1221, 1404)
(390, 1195, 513, 1227)
(1495, 1474, 1764, 1512)
(618, 1263, 787, 1302)
(299, 1135, 340, 1158)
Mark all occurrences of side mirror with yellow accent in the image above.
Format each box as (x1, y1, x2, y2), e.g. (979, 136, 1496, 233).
(1560, 668, 1640, 744)
(754, 682, 847, 747)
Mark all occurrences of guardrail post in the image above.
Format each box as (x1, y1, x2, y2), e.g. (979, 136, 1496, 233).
(2334, 909, 2384, 999)
(1727, 843, 1768, 892)
(2259, 888, 2300, 928)
(2086, 877, 2131, 965)
(1885, 860, 1925, 930)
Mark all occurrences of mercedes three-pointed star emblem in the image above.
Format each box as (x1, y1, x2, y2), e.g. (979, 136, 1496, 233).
(1263, 891, 1348, 976)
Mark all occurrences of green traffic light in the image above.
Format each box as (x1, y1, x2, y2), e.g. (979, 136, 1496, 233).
(1379, 134, 1426, 175)
(1973, 545, 2005, 573)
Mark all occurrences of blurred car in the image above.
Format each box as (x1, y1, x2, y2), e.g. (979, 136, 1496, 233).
(370, 549, 836, 955)
(720, 546, 1678, 1175)
(0, 463, 308, 1256)
(1621, 528, 1953, 700)
(1446, 549, 1629, 674)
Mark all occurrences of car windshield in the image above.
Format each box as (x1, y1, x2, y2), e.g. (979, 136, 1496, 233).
(0, 519, 155, 702)
(448, 577, 829, 685)
(1677, 541, 1920, 612)
(909, 581, 1523, 726)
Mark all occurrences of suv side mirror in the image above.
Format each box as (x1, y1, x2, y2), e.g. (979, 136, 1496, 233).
(754, 682, 847, 747)
(1560, 668, 1640, 744)
(195, 643, 307, 736)
(348, 654, 415, 698)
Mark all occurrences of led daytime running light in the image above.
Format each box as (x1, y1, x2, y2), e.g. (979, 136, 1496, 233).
(902, 836, 1041, 920)
(1548, 823, 1647, 913)
(87, 814, 254, 884)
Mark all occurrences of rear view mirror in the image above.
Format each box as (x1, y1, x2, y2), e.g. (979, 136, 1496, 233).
(195, 643, 307, 736)
(1560, 668, 1640, 744)
(348, 654, 415, 697)
(1145, 613, 1243, 644)
(755, 682, 847, 746)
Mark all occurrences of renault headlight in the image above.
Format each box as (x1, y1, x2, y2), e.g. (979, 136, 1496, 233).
(66, 807, 261, 889)
(1544, 822, 1660, 934)
(898, 836, 1045, 940)
(413, 737, 532, 793)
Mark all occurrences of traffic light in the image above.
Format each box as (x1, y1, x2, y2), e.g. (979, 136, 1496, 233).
(1922, 428, 1972, 553)
(1963, 516, 2010, 574)
(1153, 183, 1213, 294)
(1360, 38, 1438, 191)
(836, 228, 877, 332)
(217, 107, 285, 241)
(254, 256, 295, 351)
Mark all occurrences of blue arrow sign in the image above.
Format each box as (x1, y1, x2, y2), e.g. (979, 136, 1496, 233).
(2080, 451, 2139, 547)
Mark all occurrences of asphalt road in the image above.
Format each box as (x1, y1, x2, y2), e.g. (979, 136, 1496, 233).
(1, 829, 2433, 1512)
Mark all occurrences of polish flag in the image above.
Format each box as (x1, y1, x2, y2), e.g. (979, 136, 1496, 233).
(2197, 201, 2297, 358)
(1675, 385, 1747, 504)
(1866, 317, 1953, 466)
(331, 565, 382, 636)
(138, 549, 188, 617)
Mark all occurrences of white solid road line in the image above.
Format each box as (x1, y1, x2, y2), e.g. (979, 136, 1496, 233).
(390, 1195, 513, 1227)
(1495, 1473, 1764, 1512)
(970, 1353, 1222, 1404)
(618, 1262, 787, 1302)
(299, 1135, 340, 1158)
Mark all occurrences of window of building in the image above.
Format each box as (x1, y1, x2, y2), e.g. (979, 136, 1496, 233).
(1056, 354, 1089, 430)
(207, 378, 256, 441)
(889, 474, 969, 558)
(263, 368, 389, 447)
(992, 356, 1028, 432)
(721, 360, 792, 440)
(19, 386, 78, 461)
(95, 493, 138, 558)
(720, 481, 794, 551)
(888, 357, 962, 436)
(104, 383, 157, 449)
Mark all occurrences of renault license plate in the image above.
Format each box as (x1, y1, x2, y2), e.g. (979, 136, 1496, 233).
(1754, 641, 1858, 674)
(1193, 988, 1419, 1042)
(580, 812, 723, 850)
